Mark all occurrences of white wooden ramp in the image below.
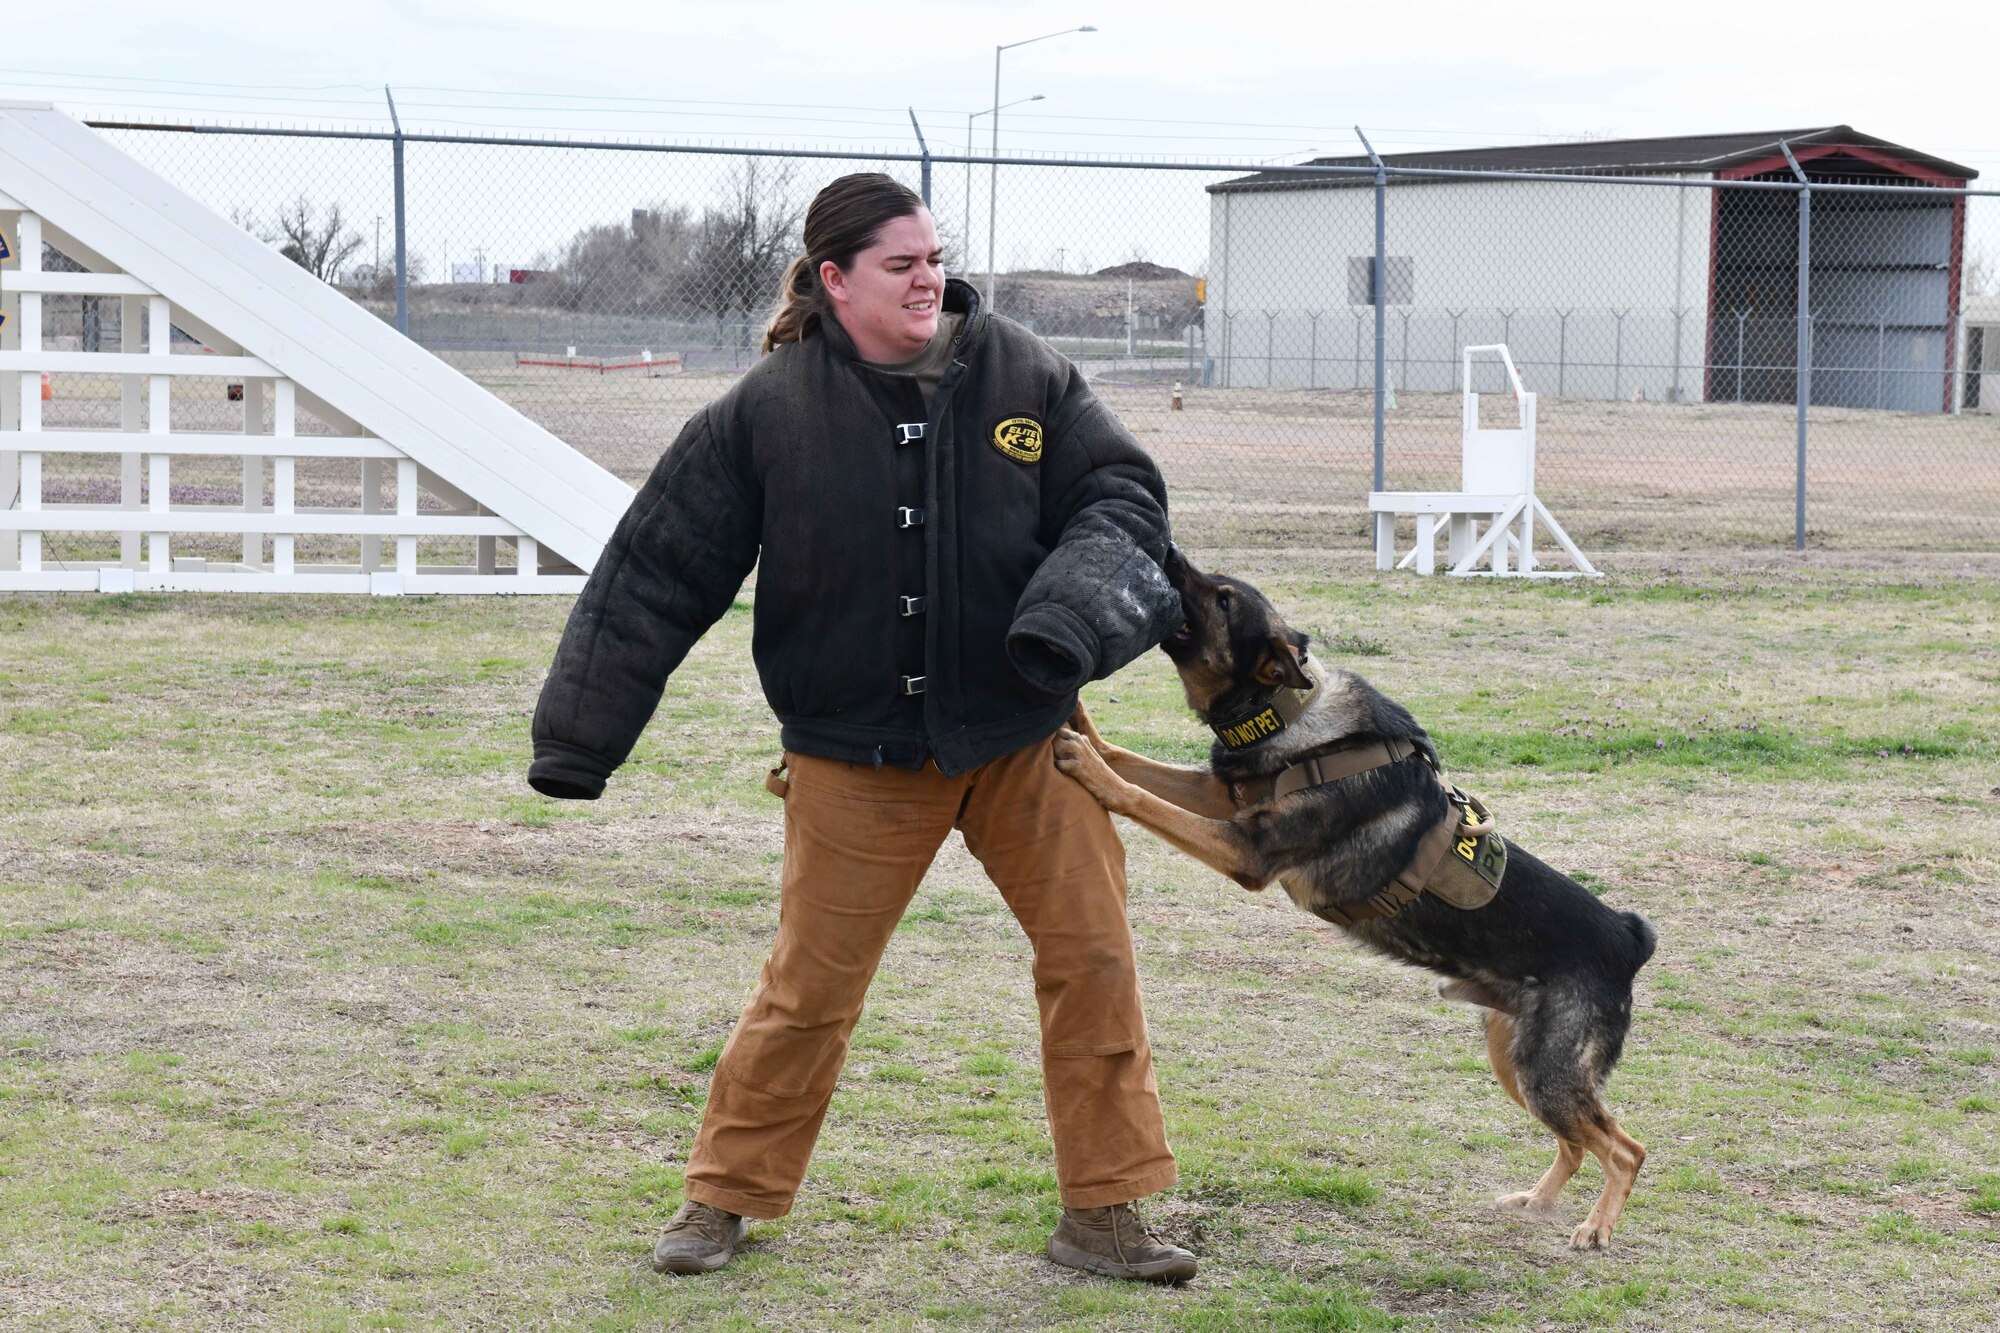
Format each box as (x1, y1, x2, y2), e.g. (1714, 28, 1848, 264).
(0, 101, 634, 594)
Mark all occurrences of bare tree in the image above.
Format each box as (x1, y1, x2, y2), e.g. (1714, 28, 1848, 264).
(554, 203, 698, 312)
(679, 160, 805, 338)
(271, 197, 364, 283)
(1967, 241, 1997, 299)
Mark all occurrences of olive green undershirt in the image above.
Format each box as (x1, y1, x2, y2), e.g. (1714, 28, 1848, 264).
(865, 310, 965, 416)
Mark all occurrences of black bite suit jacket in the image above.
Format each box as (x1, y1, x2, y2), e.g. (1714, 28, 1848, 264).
(529, 278, 1179, 798)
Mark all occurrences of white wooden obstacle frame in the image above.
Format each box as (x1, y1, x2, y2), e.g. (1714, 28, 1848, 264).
(1367, 344, 1597, 578)
(0, 102, 633, 594)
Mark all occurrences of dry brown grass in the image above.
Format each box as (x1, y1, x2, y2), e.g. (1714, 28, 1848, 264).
(29, 365, 1997, 568)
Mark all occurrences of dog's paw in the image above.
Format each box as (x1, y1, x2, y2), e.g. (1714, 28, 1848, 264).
(1493, 1191, 1563, 1223)
(1052, 728, 1099, 778)
(1567, 1220, 1613, 1251)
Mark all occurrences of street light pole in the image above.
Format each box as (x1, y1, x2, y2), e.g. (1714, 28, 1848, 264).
(965, 95, 1042, 275)
(986, 25, 1095, 309)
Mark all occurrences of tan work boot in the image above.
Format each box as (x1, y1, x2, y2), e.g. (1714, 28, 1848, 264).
(1045, 1201, 1197, 1284)
(650, 1200, 748, 1274)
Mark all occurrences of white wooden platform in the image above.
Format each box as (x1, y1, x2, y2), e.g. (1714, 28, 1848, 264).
(1368, 345, 1598, 578)
(0, 101, 634, 594)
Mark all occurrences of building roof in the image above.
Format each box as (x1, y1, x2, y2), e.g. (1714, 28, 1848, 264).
(1208, 126, 1977, 193)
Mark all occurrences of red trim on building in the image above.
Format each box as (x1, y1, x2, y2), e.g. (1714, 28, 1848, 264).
(1719, 141, 1967, 187)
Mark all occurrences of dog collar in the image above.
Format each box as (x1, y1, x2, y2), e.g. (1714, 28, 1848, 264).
(1208, 658, 1322, 750)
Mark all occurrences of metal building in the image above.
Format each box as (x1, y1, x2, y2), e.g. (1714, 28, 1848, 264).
(1205, 128, 1976, 412)
(1963, 295, 2000, 414)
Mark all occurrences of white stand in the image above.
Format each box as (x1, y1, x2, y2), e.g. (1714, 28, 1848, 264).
(1367, 344, 1597, 578)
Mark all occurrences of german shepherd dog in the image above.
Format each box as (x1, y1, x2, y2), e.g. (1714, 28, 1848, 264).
(1052, 549, 1657, 1250)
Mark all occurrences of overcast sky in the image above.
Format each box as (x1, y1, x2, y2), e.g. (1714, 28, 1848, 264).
(14, 0, 1998, 166)
(9, 1, 1997, 278)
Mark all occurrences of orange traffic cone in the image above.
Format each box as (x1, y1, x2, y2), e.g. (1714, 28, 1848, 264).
(40, 372, 51, 401)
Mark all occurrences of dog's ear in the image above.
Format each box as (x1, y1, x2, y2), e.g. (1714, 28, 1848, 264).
(1254, 633, 1312, 690)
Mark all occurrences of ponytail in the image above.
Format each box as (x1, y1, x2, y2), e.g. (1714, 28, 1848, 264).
(762, 172, 926, 354)
(762, 253, 824, 353)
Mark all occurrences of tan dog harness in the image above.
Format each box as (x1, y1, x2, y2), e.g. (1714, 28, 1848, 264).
(1229, 738, 1506, 928)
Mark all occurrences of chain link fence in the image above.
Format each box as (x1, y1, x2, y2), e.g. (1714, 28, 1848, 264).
(24, 119, 2000, 560)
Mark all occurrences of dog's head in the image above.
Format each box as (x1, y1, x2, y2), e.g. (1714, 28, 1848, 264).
(1159, 545, 1311, 718)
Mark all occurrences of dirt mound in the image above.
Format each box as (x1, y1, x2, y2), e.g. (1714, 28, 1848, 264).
(1093, 260, 1190, 280)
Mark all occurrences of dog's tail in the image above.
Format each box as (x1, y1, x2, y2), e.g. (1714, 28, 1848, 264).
(1623, 910, 1658, 971)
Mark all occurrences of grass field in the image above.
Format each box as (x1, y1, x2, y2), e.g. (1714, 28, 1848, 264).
(3, 554, 1998, 1330)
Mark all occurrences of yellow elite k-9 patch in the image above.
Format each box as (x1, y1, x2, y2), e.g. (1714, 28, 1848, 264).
(992, 416, 1044, 464)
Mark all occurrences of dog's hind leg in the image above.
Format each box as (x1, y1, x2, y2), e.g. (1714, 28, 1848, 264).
(1483, 1009, 1583, 1223)
(1507, 994, 1646, 1250)
(1563, 1105, 1646, 1251)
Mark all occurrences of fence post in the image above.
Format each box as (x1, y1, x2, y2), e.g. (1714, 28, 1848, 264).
(1672, 307, 1687, 402)
(1307, 310, 1321, 389)
(1558, 309, 1571, 397)
(1399, 308, 1411, 396)
(385, 86, 408, 336)
(1736, 309, 1746, 402)
(1612, 309, 1628, 400)
(1265, 310, 1277, 387)
(1782, 140, 1810, 551)
(907, 109, 932, 207)
(1875, 315, 1886, 409)
(1358, 127, 1387, 493)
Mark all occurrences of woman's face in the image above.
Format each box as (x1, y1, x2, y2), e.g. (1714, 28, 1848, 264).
(821, 209, 944, 362)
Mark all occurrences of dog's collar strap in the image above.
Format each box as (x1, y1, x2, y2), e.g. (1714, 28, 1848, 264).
(1229, 735, 1420, 808)
(1208, 660, 1321, 751)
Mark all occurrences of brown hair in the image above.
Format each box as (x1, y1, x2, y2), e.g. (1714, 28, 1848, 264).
(762, 172, 927, 353)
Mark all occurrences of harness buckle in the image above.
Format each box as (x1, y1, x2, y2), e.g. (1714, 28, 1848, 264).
(896, 422, 926, 444)
(897, 506, 926, 529)
(899, 595, 927, 616)
(901, 675, 927, 696)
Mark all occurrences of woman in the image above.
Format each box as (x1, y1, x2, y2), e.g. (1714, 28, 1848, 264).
(528, 173, 1193, 1283)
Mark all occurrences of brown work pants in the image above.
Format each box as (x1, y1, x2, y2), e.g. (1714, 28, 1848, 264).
(682, 736, 1177, 1219)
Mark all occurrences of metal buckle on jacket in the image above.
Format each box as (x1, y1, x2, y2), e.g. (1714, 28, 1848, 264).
(899, 595, 926, 616)
(901, 675, 927, 695)
(896, 422, 926, 444)
(897, 506, 926, 529)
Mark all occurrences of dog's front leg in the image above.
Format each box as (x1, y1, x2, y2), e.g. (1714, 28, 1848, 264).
(1053, 727, 1271, 890)
(1068, 704, 1237, 819)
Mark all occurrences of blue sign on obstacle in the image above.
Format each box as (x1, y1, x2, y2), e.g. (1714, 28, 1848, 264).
(0, 226, 11, 261)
